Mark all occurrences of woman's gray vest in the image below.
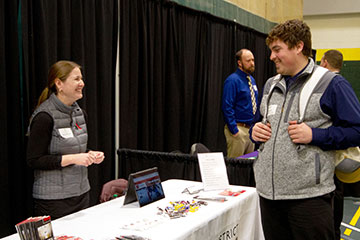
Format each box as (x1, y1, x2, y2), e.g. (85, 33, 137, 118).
(254, 60, 337, 200)
(28, 93, 90, 199)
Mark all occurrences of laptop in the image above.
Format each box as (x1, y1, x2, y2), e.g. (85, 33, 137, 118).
(123, 167, 165, 207)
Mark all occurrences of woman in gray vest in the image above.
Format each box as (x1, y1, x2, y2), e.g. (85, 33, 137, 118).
(27, 60, 104, 219)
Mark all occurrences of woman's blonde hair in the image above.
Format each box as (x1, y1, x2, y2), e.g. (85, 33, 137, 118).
(36, 60, 81, 108)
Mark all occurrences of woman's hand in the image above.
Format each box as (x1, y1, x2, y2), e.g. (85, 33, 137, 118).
(61, 152, 104, 167)
(88, 150, 105, 164)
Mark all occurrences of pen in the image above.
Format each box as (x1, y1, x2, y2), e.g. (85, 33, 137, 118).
(194, 196, 227, 202)
(116, 236, 133, 240)
(116, 235, 146, 240)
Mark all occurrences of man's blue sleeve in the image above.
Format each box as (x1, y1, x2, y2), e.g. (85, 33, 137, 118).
(312, 75, 360, 150)
(222, 77, 239, 135)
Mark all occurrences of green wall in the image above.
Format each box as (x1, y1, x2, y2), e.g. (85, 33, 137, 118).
(316, 49, 360, 101)
(316, 60, 360, 100)
(342, 61, 360, 100)
(171, 0, 276, 34)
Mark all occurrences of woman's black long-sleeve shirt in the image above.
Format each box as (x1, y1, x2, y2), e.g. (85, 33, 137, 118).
(26, 111, 88, 170)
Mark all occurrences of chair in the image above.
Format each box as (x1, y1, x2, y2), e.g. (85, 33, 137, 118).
(99, 178, 128, 203)
(190, 143, 211, 155)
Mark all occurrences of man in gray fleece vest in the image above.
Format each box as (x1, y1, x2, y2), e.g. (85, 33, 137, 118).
(250, 20, 360, 240)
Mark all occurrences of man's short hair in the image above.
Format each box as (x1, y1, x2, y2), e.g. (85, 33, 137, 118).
(323, 50, 343, 70)
(235, 49, 249, 62)
(266, 19, 312, 58)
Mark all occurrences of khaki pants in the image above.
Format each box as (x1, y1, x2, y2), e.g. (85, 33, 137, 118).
(224, 124, 254, 158)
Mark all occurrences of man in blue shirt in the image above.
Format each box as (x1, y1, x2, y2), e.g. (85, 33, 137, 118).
(321, 49, 347, 240)
(250, 19, 360, 240)
(320, 49, 343, 74)
(222, 49, 258, 158)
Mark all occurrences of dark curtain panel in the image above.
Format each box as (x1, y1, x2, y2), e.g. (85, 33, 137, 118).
(21, 0, 118, 208)
(0, 1, 27, 237)
(117, 148, 255, 187)
(0, 0, 118, 236)
(119, 0, 275, 154)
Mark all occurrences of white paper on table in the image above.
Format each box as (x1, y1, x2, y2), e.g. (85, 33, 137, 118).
(197, 152, 229, 191)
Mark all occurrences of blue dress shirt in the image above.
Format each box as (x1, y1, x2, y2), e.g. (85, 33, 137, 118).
(222, 68, 258, 135)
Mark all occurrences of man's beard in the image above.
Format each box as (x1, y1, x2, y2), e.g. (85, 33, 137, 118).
(244, 66, 255, 74)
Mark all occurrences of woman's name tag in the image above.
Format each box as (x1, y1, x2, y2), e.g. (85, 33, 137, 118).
(58, 128, 74, 138)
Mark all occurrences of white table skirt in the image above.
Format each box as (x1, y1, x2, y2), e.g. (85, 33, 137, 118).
(2, 179, 264, 240)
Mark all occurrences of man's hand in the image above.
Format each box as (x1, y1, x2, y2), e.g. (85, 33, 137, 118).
(288, 120, 312, 144)
(252, 122, 272, 142)
(233, 132, 240, 137)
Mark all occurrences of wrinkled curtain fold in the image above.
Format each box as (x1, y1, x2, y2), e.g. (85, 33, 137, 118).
(119, 0, 275, 153)
(1, 0, 274, 236)
(117, 148, 255, 186)
(21, 0, 118, 214)
(0, 0, 117, 236)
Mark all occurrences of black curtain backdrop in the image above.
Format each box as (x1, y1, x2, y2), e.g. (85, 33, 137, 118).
(1, 0, 276, 237)
(119, 0, 275, 154)
(0, 0, 118, 237)
(0, 0, 23, 236)
(117, 148, 255, 187)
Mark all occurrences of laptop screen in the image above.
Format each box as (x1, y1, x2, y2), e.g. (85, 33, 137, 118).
(123, 167, 165, 207)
